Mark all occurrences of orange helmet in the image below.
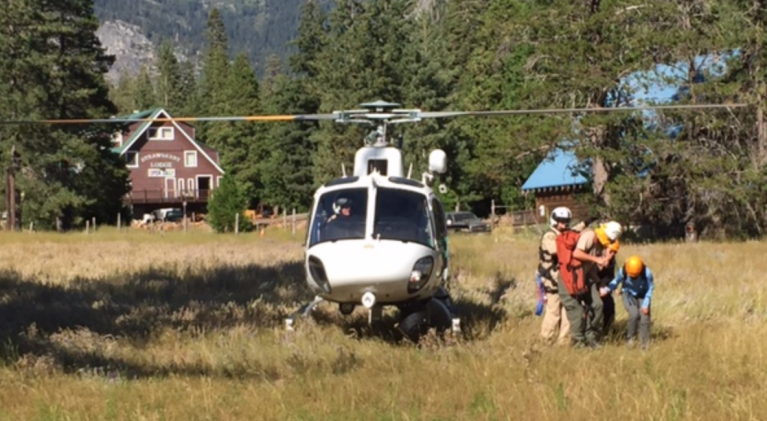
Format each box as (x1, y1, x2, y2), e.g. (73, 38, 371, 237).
(625, 255, 644, 278)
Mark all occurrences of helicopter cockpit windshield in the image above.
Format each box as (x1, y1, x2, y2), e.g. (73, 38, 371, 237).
(308, 186, 435, 248)
(373, 188, 434, 248)
(309, 188, 368, 246)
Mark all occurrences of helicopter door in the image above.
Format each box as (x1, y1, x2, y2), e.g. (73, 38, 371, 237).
(430, 196, 449, 277)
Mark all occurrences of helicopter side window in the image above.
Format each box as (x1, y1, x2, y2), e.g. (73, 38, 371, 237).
(373, 188, 434, 248)
(309, 188, 367, 246)
(367, 159, 388, 175)
(431, 197, 447, 245)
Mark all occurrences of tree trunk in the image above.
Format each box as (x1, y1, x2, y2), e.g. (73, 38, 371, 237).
(587, 126, 610, 206)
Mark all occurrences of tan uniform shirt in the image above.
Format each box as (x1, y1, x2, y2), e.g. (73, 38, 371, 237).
(539, 221, 587, 280)
(575, 227, 605, 281)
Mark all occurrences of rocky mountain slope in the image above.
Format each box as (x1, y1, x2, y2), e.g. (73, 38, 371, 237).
(93, 0, 333, 83)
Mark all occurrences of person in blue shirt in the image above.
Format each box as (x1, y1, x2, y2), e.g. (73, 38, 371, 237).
(600, 255, 654, 349)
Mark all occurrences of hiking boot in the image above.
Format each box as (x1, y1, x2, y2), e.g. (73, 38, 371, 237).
(587, 340, 603, 350)
(571, 340, 587, 349)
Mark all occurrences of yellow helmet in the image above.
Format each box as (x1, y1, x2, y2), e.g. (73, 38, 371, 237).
(596, 221, 623, 247)
(625, 255, 644, 278)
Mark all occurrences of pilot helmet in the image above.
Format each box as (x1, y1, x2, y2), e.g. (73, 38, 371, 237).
(333, 195, 353, 214)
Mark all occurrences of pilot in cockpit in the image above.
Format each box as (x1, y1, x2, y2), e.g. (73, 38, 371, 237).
(326, 195, 353, 223)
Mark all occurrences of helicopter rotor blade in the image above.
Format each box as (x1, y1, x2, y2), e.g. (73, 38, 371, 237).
(0, 103, 750, 125)
(0, 113, 340, 125)
(418, 102, 750, 119)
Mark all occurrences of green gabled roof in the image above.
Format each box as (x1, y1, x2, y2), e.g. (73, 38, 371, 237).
(111, 108, 163, 154)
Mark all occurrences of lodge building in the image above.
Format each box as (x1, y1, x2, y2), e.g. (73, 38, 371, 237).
(111, 108, 225, 217)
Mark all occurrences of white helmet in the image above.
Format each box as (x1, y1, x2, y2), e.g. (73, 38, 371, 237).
(549, 206, 572, 227)
(603, 221, 623, 241)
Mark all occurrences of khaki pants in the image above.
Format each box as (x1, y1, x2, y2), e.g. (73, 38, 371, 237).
(539, 276, 570, 344)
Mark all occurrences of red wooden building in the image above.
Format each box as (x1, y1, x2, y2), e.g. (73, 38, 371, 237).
(111, 108, 225, 217)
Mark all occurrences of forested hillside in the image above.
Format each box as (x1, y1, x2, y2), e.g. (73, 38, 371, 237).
(4, 0, 767, 239)
(93, 0, 333, 77)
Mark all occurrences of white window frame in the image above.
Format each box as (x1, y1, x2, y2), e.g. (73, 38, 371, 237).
(178, 178, 185, 195)
(188, 178, 195, 197)
(197, 175, 213, 192)
(148, 126, 174, 141)
(125, 151, 139, 168)
(184, 150, 198, 168)
(217, 176, 223, 188)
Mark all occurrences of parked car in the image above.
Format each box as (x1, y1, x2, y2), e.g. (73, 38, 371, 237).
(445, 211, 491, 234)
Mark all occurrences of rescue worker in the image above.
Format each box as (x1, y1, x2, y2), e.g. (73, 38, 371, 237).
(536, 207, 588, 345)
(560, 220, 622, 349)
(595, 226, 621, 337)
(600, 255, 654, 349)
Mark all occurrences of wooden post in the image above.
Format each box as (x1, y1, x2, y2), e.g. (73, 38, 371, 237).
(86, 220, 90, 234)
(759, 105, 765, 166)
(283, 208, 287, 230)
(117, 213, 121, 231)
(92, 217, 96, 232)
(490, 199, 495, 232)
(183, 201, 187, 233)
(235, 213, 239, 235)
(6, 145, 17, 231)
(292, 208, 296, 235)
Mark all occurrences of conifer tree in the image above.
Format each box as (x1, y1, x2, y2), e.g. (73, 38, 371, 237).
(156, 40, 182, 112)
(134, 65, 157, 110)
(0, 0, 129, 229)
(198, 8, 231, 146)
(214, 53, 263, 201)
(207, 173, 253, 233)
(178, 60, 199, 116)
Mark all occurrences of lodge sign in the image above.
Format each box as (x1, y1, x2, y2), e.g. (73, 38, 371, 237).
(141, 153, 181, 163)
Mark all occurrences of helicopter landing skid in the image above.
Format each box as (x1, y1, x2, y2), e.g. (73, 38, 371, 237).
(284, 295, 324, 331)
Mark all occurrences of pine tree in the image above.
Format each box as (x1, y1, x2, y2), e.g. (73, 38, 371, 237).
(198, 8, 231, 145)
(177, 60, 198, 116)
(134, 65, 156, 110)
(259, 75, 318, 212)
(109, 72, 137, 115)
(214, 53, 263, 201)
(207, 173, 253, 233)
(310, 0, 416, 185)
(156, 40, 182, 112)
(0, 0, 129, 229)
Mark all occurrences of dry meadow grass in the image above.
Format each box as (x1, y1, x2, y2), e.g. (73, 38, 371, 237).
(0, 226, 766, 420)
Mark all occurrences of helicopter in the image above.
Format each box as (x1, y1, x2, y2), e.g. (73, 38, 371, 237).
(287, 100, 458, 342)
(0, 99, 749, 342)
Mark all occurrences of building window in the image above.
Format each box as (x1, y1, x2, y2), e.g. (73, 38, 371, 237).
(217, 176, 222, 188)
(184, 151, 198, 167)
(126, 151, 138, 168)
(148, 126, 174, 140)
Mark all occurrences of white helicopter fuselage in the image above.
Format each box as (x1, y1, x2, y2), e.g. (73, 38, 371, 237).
(303, 145, 450, 307)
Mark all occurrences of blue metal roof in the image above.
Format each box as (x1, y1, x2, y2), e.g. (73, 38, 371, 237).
(522, 147, 587, 191)
(522, 51, 735, 191)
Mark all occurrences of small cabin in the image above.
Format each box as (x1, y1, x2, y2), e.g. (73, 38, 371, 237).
(110, 108, 225, 217)
(521, 147, 591, 224)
